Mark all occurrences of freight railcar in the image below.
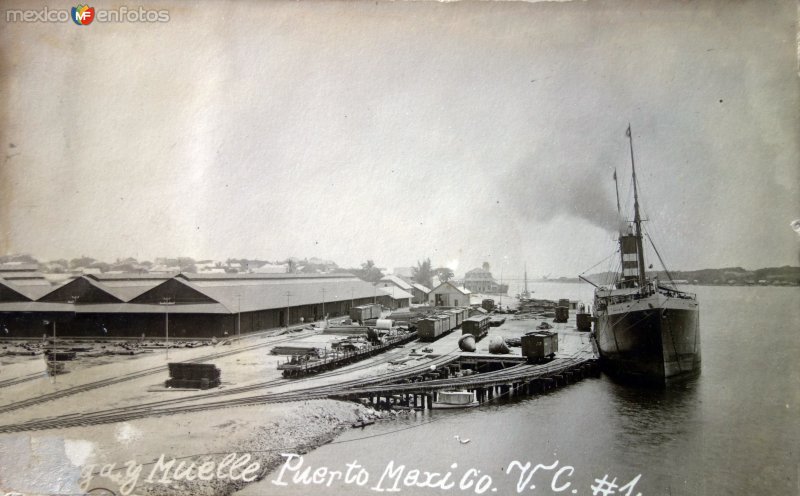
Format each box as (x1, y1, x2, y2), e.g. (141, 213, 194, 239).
(461, 315, 490, 341)
(436, 313, 454, 333)
(521, 331, 558, 362)
(416, 309, 470, 342)
(417, 317, 444, 341)
(349, 304, 382, 324)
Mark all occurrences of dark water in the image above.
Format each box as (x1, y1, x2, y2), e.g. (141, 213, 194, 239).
(250, 285, 800, 496)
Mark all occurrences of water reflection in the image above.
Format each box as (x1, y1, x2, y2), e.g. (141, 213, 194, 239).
(607, 378, 701, 452)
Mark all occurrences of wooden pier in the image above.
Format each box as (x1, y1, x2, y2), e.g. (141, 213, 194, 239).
(331, 356, 600, 410)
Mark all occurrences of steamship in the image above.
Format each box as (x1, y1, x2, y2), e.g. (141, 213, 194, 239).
(589, 126, 700, 385)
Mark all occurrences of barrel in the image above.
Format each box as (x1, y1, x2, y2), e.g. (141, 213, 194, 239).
(375, 319, 393, 330)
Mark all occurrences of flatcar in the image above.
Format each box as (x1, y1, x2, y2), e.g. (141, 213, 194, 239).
(521, 331, 558, 362)
(461, 315, 490, 341)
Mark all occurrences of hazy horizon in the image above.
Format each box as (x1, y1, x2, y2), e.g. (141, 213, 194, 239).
(2, 0, 798, 277)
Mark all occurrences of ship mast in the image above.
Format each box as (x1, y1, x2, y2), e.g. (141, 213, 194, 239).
(627, 124, 647, 290)
(524, 263, 528, 295)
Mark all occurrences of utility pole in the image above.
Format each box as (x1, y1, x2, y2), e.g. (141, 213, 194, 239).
(51, 321, 56, 383)
(286, 291, 292, 328)
(160, 297, 175, 360)
(237, 294, 242, 344)
(321, 287, 326, 323)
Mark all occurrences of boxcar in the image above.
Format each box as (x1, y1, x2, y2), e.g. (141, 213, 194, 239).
(521, 331, 558, 362)
(417, 317, 444, 341)
(435, 313, 453, 333)
(447, 309, 463, 328)
(350, 304, 382, 323)
(554, 306, 569, 323)
(461, 315, 490, 341)
(481, 299, 495, 311)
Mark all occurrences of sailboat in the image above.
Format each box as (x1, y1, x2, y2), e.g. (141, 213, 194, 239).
(520, 264, 533, 300)
(587, 125, 700, 385)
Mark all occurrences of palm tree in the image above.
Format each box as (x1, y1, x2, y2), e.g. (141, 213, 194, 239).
(435, 267, 454, 283)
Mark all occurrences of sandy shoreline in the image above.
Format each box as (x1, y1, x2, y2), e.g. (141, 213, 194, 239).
(0, 398, 380, 496)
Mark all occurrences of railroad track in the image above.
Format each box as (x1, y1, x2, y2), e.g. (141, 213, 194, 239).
(0, 349, 460, 433)
(0, 330, 318, 414)
(0, 371, 46, 389)
(0, 344, 593, 433)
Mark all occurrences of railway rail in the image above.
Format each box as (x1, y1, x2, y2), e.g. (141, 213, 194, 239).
(0, 345, 595, 434)
(0, 329, 320, 414)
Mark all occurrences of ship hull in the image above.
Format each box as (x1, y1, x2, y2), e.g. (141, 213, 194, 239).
(594, 294, 700, 385)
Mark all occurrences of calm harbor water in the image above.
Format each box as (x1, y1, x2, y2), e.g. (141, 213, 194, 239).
(249, 283, 800, 496)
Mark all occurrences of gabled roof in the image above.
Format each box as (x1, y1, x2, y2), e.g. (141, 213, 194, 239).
(411, 283, 431, 294)
(38, 276, 124, 304)
(379, 275, 413, 291)
(178, 272, 356, 281)
(0, 271, 46, 280)
(189, 277, 380, 313)
(378, 287, 413, 300)
(130, 277, 219, 306)
(86, 274, 168, 301)
(0, 278, 53, 300)
(129, 274, 380, 313)
(0, 279, 34, 302)
(0, 263, 39, 272)
(429, 281, 471, 296)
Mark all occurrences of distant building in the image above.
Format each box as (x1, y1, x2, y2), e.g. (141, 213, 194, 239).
(377, 286, 412, 310)
(463, 267, 507, 294)
(377, 275, 414, 293)
(252, 263, 289, 274)
(393, 267, 415, 278)
(428, 282, 470, 307)
(0, 273, 383, 338)
(409, 282, 431, 304)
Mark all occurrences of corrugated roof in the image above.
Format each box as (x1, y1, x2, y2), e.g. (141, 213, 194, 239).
(0, 263, 40, 272)
(0, 301, 230, 314)
(75, 303, 231, 314)
(0, 275, 383, 315)
(88, 273, 171, 281)
(0, 271, 47, 280)
(0, 279, 33, 302)
(411, 283, 431, 294)
(379, 275, 413, 291)
(38, 276, 127, 304)
(84, 277, 166, 302)
(179, 272, 358, 281)
(378, 287, 413, 300)
(0, 302, 76, 313)
(191, 277, 381, 312)
(430, 282, 471, 296)
(0, 278, 54, 300)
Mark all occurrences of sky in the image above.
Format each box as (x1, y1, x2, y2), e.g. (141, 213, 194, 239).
(1, 0, 798, 278)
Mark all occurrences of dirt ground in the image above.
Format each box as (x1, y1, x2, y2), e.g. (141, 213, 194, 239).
(0, 308, 593, 495)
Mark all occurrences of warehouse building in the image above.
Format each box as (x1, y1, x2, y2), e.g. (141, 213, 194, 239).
(0, 273, 384, 339)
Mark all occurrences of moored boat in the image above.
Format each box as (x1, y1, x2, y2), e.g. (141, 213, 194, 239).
(586, 125, 700, 385)
(431, 390, 479, 409)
